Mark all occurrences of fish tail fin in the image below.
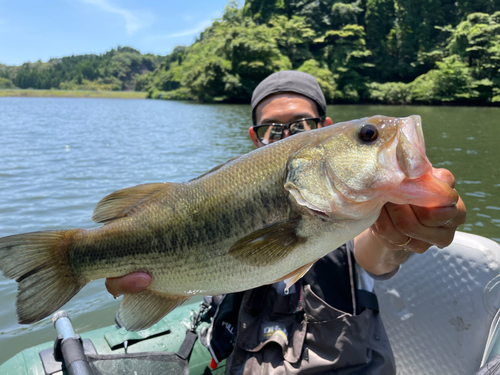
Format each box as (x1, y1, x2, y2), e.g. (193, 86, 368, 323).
(0, 230, 85, 324)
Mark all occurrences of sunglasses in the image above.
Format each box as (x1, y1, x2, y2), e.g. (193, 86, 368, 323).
(252, 117, 325, 145)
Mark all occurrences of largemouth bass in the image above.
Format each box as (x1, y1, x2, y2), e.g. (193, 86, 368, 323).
(0, 115, 457, 331)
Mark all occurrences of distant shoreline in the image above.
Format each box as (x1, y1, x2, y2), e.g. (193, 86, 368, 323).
(0, 89, 148, 99)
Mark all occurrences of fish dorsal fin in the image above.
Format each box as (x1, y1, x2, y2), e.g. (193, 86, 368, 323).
(92, 183, 178, 223)
(190, 155, 241, 181)
(228, 217, 307, 267)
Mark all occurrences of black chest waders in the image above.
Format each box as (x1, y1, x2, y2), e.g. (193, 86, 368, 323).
(202, 243, 397, 375)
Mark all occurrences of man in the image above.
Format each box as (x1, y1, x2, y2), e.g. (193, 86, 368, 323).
(106, 71, 466, 373)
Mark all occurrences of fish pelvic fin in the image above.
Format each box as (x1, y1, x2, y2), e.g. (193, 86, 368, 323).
(228, 217, 307, 267)
(0, 230, 85, 324)
(118, 290, 189, 331)
(274, 260, 316, 291)
(92, 182, 178, 223)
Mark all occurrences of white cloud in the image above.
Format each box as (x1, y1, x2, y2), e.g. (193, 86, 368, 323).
(141, 19, 213, 52)
(183, 8, 222, 22)
(209, 9, 224, 18)
(79, 0, 152, 34)
(182, 14, 195, 22)
(158, 19, 213, 39)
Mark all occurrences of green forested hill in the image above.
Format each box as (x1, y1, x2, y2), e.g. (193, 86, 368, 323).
(143, 0, 500, 105)
(2, 1, 499, 105)
(0, 46, 163, 92)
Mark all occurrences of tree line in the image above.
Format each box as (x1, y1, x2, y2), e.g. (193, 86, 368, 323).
(142, 0, 500, 105)
(0, 46, 162, 91)
(2, 0, 499, 105)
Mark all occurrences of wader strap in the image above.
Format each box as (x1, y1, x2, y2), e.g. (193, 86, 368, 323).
(176, 298, 212, 361)
(176, 329, 198, 360)
(357, 289, 379, 313)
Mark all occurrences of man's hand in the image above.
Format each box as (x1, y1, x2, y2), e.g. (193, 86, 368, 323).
(354, 168, 467, 275)
(105, 273, 151, 297)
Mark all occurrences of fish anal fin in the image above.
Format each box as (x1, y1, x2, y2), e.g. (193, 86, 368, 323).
(118, 290, 189, 331)
(92, 183, 179, 223)
(228, 217, 306, 267)
(274, 261, 316, 290)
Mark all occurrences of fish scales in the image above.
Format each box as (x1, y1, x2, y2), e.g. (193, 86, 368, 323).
(69, 134, 304, 289)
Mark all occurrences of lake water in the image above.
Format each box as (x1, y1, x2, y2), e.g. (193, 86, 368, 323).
(0, 97, 498, 364)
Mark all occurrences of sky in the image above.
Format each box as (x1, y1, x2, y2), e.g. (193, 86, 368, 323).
(0, 0, 232, 66)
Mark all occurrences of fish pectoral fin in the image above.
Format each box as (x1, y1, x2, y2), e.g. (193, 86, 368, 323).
(274, 260, 316, 290)
(118, 290, 189, 331)
(92, 182, 179, 223)
(228, 217, 306, 267)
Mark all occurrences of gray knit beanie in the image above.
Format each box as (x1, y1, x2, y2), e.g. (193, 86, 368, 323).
(251, 71, 326, 124)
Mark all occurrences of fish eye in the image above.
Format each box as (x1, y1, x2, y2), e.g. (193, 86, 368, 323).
(358, 124, 379, 143)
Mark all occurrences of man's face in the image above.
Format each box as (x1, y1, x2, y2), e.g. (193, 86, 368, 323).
(250, 93, 332, 148)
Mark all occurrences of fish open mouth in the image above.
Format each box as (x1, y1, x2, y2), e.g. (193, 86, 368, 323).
(393, 115, 458, 207)
(396, 115, 432, 179)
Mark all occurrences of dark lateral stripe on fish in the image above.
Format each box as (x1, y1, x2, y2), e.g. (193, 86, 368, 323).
(79, 191, 291, 267)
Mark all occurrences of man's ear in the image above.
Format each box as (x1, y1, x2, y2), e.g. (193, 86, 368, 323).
(324, 117, 333, 127)
(248, 127, 262, 148)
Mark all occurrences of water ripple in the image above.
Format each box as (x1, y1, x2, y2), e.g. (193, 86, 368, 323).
(1, 99, 499, 362)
